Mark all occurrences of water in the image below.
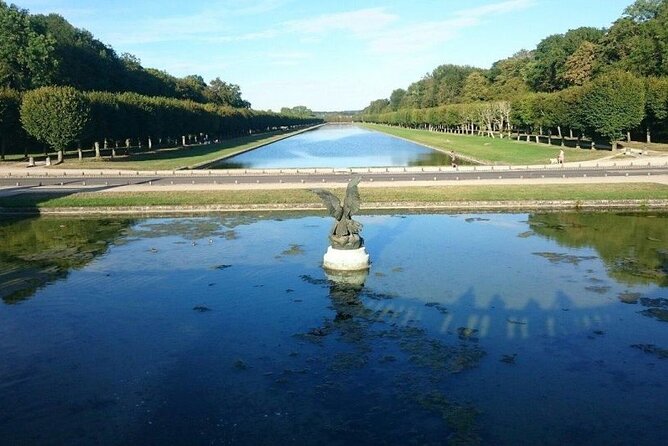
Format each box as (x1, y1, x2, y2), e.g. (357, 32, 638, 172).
(212, 124, 455, 169)
(0, 212, 666, 445)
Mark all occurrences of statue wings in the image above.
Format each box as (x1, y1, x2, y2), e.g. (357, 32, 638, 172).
(344, 176, 361, 215)
(312, 175, 361, 218)
(312, 189, 343, 219)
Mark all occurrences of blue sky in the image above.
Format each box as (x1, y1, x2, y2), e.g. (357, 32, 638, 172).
(16, 0, 634, 111)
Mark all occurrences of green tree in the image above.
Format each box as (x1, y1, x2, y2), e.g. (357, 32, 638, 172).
(527, 27, 605, 91)
(644, 76, 668, 142)
(488, 50, 532, 98)
(579, 70, 646, 149)
(0, 2, 57, 90)
(205, 78, 251, 108)
(389, 89, 406, 110)
(461, 72, 491, 102)
(563, 41, 599, 86)
(600, 1, 668, 77)
(0, 89, 21, 159)
(362, 99, 390, 115)
(20, 86, 90, 160)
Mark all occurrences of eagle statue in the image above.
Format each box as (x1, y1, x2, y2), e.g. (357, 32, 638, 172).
(312, 176, 363, 250)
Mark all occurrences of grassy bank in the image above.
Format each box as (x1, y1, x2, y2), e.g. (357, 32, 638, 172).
(2, 127, 314, 171)
(362, 123, 610, 165)
(2, 184, 667, 209)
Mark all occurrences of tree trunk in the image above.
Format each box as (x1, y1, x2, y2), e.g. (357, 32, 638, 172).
(557, 126, 562, 139)
(591, 140, 596, 150)
(547, 131, 552, 145)
(182, 135, 187, 146)
(535, 135, 540, 144)
(646, 127, 651, 143)
(57, 149, 63, 164)
(78, 147, 82, 161)
(94, 141, 101, 159)
(526, 134, 530, 142)
(0, 138, 5, 161)
(626, 131, 631, 142)
(569, 128, 574, 139)
(148, 137, 152, 150)
(576, 135, 581, 149)
(611, 140, 617, 151)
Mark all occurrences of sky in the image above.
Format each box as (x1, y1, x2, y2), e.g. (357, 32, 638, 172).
(15, 0, 635, 111)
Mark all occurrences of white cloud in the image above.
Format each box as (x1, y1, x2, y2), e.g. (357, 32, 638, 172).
(366, 0, 536, 55)
(283, 7, 398, 36)
(455, 0, 535, 18)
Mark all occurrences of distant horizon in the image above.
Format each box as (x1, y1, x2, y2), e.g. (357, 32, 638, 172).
(14, 0, 633, 111)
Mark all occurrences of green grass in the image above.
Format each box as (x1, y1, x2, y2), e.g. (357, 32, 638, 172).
(1, 128, 311, 171)
(362, 123, 611, 165)
(1, 184, 666, 209)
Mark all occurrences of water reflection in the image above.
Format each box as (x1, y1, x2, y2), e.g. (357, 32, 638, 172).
(0, 216, 132, 303)
(212, 125, 455, 169)
(529, 212, 668, 286)
(0, 213, 666, 445)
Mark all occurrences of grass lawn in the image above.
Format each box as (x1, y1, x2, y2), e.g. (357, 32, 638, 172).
(362, 123, 612, 165)
(1, 127, 312, 171)
(1, 184, 666, 209)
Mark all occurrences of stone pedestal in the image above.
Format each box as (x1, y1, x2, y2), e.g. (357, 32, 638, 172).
(323, 246, 369, 271)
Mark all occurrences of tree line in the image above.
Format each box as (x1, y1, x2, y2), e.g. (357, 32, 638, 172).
(0, 2, 250, 107)
(360, 0, 668, 147)
(0, 1, 323, 160)
(1, 86, 321, 161)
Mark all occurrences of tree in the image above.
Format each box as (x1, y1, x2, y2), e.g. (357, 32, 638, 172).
(644, 76, 668, 142)
(527, 27, 605, 91)
(279, 106, 314, 118)
(0, 2, 57, 90)
(600, 1, 668, 77)
(20, 86, 90, 160)
(461, 72, 490, 102)
(623, 0, 664, 22)
(389, 89, 406, 110)
(488, 50, 532, 99)
(579, 70, 646, 149)
(563, 41, 599, 86)
(362, 99, 390, 115)
(205, 77, 250, 108)
(0, 89, 21, 159)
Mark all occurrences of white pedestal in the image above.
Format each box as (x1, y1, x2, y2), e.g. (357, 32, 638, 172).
(323, 246, 369, 271)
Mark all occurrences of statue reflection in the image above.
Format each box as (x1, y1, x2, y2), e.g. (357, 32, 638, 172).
(324, 269, 369, 322)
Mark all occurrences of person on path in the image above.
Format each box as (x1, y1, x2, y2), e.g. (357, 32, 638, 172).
(558, 149, 565, 166)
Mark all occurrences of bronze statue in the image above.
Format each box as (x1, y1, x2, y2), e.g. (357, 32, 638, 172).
(312, 176, 363, 250)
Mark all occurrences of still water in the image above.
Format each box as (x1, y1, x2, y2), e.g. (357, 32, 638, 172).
(213, 124, 454, 169)
(0, 212, 667, 445)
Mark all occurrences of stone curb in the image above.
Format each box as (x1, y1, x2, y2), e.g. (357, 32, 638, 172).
(2, 199, 667, 215)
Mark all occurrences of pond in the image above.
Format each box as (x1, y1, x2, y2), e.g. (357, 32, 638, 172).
(0, 212, 667, 445)
(212, 124, 457, 169)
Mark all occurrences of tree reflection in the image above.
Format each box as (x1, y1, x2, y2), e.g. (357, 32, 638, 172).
(529, 212, 668, 286)
(0, 216, 133, 303)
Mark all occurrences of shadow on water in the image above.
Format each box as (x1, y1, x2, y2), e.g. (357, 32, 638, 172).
(120, 269, 487, 446)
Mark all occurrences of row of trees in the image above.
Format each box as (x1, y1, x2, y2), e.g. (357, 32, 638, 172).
(361, 71, 667, 150)
(361, 0, 668, 145)
(0, 2, 250, 107)
(1, 86, 322, 160)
